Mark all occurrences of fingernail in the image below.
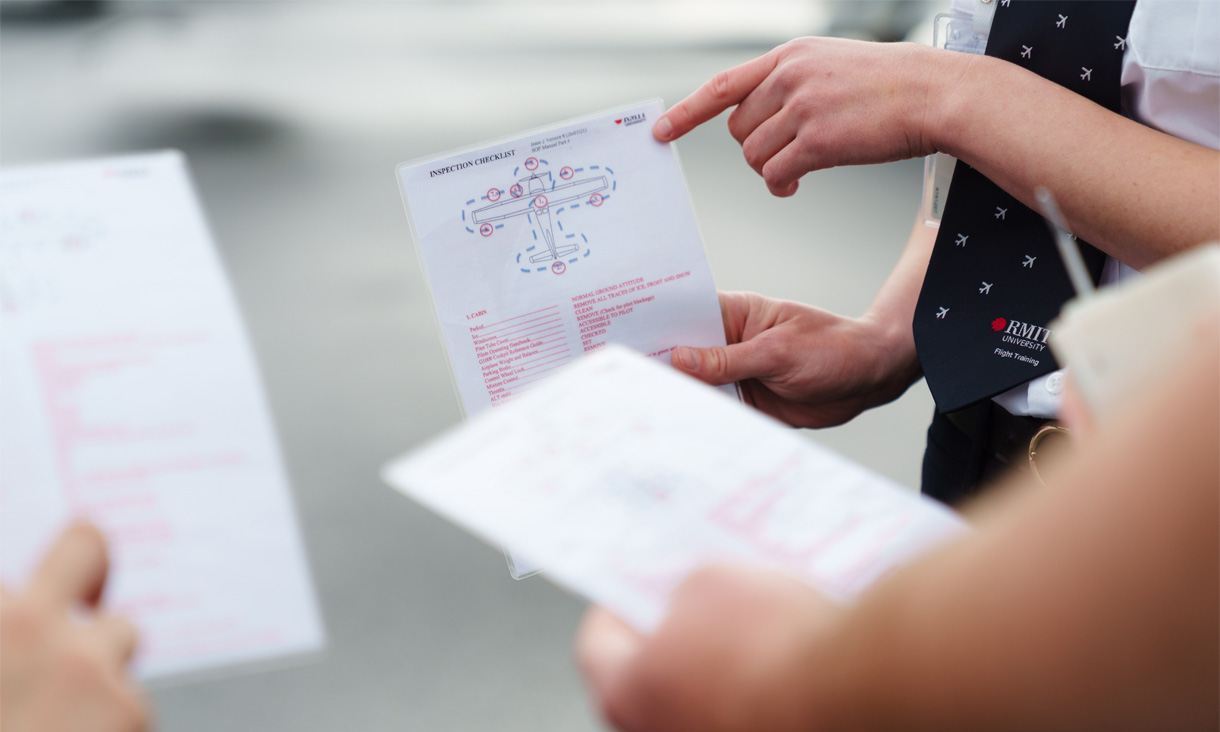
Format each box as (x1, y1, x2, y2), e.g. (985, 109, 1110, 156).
(675, 347, 699, 371)
(653, 116, 673, 140)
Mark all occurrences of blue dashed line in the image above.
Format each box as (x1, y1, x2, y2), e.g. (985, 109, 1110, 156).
(495, 224, 504, 229)
(532, 230, 537, 240)
(516, 253, 521, 262)
(581, 234, 588, 243)
(612, 181, 617, 191)
(465, 226, 474, 233)
(536, 266, 547, 271)
(466, 199, 476, 205)
(551, 180, 556, 190)
(557, 221, 564, 231)
(568, 258, 578, 263)
(565, 234, 576, 239)
(520, 268, 530, 273)
(527, 213, 533, 224)
(540, 159, 549, 165)
(556, 207, 565, 215)
(590, 165, 600, 170)
(570, 203, 580, 209)
(513, 167, 519, 176)
(601, 195, 611, 201)
(605, 167, 614, 174)
(583, 249, 591, 257)
(462, 211, 466, 221)
(526, 245, 536, 252)
(575, 167, 584, 172)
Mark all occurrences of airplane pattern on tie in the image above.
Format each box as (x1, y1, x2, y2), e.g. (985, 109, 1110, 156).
(912, 0, 1136, 412)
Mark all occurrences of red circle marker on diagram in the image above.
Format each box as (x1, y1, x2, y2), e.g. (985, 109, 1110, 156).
(479, 223, 494, 237)
(509, 184, 524, 198)
(559, 166, 574, 180)
(486, 188, 501, 202)
(525, 157, 539, 171)
(551, 261, 566, 275)
(533, 195, 548, 209)
(589, 192, 604, 206)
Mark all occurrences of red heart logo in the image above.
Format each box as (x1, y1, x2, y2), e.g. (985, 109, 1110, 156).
(991, 317, 1007, 332)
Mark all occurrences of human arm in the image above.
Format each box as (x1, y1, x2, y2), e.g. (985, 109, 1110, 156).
(0, 524, 149, 732)
(657, 38, 1219, 268)
(580, 319, 1220, 731)
(672, 216, 933, 427)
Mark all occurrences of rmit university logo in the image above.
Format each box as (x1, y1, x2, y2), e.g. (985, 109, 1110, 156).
(991, 317, 1052, 352)
(614, 113, 648, 128)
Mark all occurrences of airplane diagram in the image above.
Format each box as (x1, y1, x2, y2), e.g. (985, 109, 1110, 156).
(461, 157, 616, 276)
(955, 233, 968, 247)
(979, 282, 993, 294)
(936, 307, 949, 319)
(1080, 67, 1092, 81)
(1056, 14, 1068, 28)
(1114, 35, 1128, 50)
(994, 207, 1007, 220)
(1023, 255, 1037, 268)
(1021, 45, 1033, 59)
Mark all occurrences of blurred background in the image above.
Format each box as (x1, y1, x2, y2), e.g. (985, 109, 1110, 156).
(2, 1, 945, 729)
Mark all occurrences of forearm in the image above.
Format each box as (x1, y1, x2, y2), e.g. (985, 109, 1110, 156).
(857, 217, 937, 391)
(927, 50, 1219, 269)
(805, 338, 1219, 731)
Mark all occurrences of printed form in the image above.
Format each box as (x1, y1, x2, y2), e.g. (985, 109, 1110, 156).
(0, 152, 324, 681)
(397, 100, 732, 416)
(384, 346, 967, 632)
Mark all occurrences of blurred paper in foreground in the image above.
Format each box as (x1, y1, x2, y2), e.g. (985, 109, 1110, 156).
(0, 151, 324, 681)
(384, 346, 965, 632)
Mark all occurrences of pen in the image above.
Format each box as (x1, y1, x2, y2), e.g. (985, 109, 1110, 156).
(1035, 186, 1095, 298)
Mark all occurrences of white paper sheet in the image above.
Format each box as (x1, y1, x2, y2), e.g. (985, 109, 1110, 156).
(397, 100, 733, 417)
(0, 151, 324, 681)
(384, 346, 966, 632)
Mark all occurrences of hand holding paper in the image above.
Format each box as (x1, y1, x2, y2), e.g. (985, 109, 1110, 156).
(671, 289, 925, 429)
(396, 100, 733, 418)
(1, 152, 323, 681)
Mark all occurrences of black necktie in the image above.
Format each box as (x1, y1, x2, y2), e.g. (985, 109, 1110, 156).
(912, 0, 1135, 414)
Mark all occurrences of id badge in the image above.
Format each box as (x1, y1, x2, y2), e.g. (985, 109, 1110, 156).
(921, 13, 987, 226)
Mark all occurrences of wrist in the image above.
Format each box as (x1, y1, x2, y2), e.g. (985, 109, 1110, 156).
(921, 47, 982, 160)
(857, 307, 922, 402)
(890, 43, 968, 159)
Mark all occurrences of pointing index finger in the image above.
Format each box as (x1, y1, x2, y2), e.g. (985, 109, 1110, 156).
(653, 50, 780, 142)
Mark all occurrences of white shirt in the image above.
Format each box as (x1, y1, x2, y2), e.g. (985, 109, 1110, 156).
(944, 0, 1220, 417)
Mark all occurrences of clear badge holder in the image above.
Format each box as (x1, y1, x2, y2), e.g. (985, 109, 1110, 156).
(921, 14, 987, 226)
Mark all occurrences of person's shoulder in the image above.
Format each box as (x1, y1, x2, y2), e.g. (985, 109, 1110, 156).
(1129, 0, 1219, 76)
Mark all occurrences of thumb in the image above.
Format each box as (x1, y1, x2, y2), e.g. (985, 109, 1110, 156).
(671, 342, 766, 386)
(576, 607, 647, 729)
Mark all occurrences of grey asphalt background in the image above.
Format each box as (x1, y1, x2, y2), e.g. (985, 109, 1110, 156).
(2, 3, 940, 729)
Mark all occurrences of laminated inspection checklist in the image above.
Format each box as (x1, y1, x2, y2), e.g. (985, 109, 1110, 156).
(397, 100, 732, 415)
